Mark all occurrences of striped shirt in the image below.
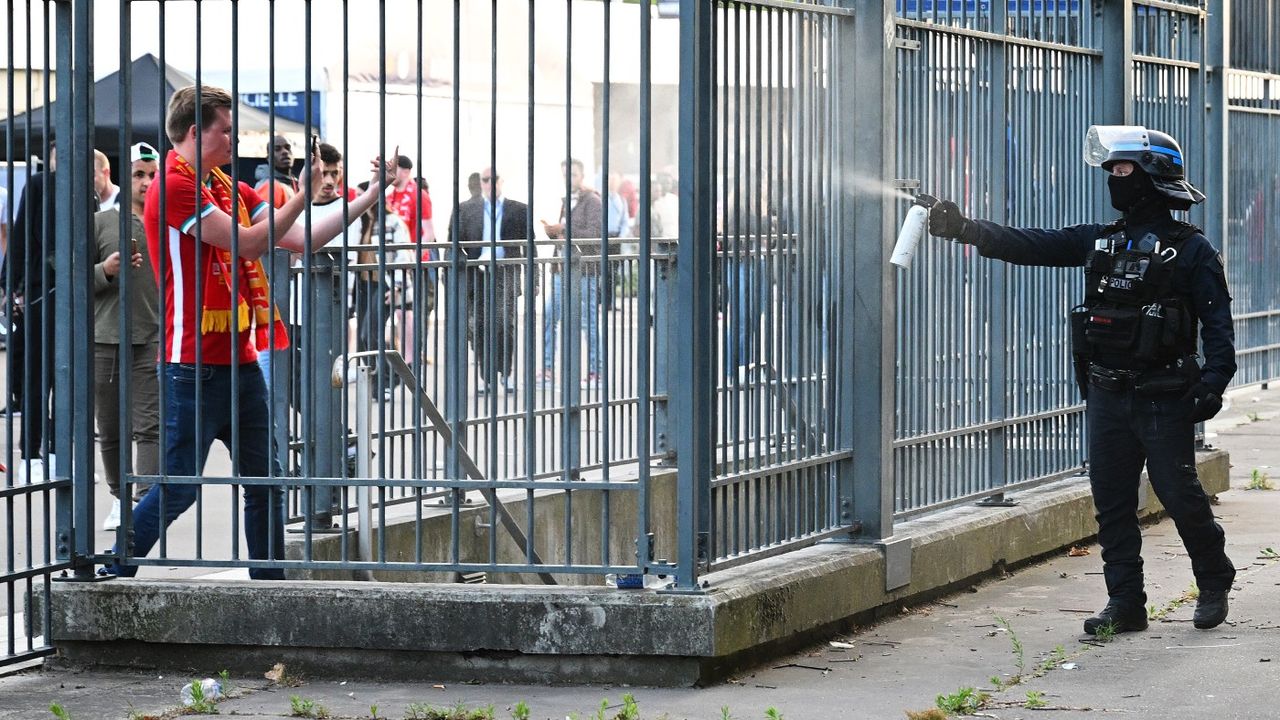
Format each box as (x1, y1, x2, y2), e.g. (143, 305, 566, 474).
(144, 157, 270, 365)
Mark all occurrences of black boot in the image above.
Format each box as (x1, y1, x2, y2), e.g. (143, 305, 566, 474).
(1083, 599, 1149, 635)
(1193, 590, 1229, 629)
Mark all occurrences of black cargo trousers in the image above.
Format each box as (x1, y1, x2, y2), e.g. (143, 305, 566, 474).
(1086, 380, 1235, 607)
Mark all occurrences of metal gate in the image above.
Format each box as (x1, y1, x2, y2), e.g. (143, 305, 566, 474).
(1, 0, 82, 671)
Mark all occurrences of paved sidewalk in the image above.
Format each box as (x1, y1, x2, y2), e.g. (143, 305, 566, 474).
(2, 385, 1278, 720)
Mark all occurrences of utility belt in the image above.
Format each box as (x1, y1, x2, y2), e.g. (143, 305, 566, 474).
(1086, 359, 1195, 395)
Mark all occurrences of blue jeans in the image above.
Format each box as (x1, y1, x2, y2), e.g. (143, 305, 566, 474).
(110, 362, 287, 579)
(542, 272, 600, 375)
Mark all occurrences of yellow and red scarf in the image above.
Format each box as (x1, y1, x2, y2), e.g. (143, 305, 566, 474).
(172, 153, 289, 352)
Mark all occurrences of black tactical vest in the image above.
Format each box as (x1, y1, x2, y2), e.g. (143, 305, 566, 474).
(1070, 220, 1199, 370)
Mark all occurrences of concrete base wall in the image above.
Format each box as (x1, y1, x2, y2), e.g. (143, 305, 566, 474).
(48, 449, 1228, 686)
(286, 470, 680, 586)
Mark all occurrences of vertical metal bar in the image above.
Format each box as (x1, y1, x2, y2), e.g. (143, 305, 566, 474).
(116, 0, 134, 509)
(147, 0, 167, 567)
(843, 0, 895, 541)
(600, 0, 612, 568)
(3, 0, 14, 662)
(562, 0, 576, 568)
(447, 0, 464, 565)
(1204, 0, 1230, 258)
(674, 0, 715, 590)
(188, 0, 207, 565)
(63, 0, 95, 575)
(356, 367, 373, 574)
(986, 0, 1010, 503)
(1100, 0, 1134, 128)
(488, 0, 499, 566)
(525, 0, 538, 565)
(636, 0, 653, 574)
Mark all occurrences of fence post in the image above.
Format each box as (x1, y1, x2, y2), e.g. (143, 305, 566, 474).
(672, 0, 715, 591)
(979, 0, 1013, 508)
(841, 0, 896, 544)
(652, 239, 676, 467)
(267, 249, 293, 476)
(1203, 1, 1229, 260)
(1201, 0, 1231, 443)
(1098, 0, 1134, 216)
(305, 252, 345, 529)
(57, 0, 97, 577)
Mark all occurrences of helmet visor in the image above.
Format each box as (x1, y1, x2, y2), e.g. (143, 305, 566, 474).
(1084, 125, 1149, 167)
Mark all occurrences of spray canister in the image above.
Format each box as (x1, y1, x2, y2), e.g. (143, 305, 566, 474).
(890, 194, 938, 269)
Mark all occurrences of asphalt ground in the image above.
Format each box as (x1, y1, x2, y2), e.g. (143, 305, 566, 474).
(2, 383, 1278, 720)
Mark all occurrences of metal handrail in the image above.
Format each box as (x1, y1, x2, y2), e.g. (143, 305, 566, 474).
(331, 351, 556, 585)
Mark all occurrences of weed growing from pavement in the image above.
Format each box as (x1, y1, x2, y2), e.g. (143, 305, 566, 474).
(48, 704, 72, 720)
(764, 709, 785, 720)
(1148, 583, 1202, 622)
(186, 678, 219, 714)
(1035, 645, 1067, 675)
(935, 687, 989, 715)
(1094, 621, 1119, 643)
(994, 616, 1025, 680)
(510, 701, 530, 720)
(1024, 690, 1047, 709)
(1248, 469, 1275, 490)
(289, 694, 330, 718)
(217, 669, 231, 697)
(405, 702, 495, 720)
(1261, 547, 1280, 560)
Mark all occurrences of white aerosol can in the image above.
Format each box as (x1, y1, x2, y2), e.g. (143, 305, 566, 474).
(890, 193, 938, 269)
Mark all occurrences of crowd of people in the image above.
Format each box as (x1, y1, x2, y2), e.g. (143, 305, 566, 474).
(0, 83, 690, 575)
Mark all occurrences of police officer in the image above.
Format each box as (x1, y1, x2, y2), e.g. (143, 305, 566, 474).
(928, 126, 1235, 635)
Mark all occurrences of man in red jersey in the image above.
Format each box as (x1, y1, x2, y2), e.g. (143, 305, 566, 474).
(386, 154, 436, 365)
(103, 85, 391, 579)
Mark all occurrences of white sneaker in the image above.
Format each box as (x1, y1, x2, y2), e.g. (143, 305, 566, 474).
(102, 499, 122, 531)
(15, 457, 43, 486)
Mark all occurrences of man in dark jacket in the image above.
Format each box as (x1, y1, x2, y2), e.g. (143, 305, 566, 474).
(450, 168, 531, 393)
(6, 159, 64, 470)
(928, 126, 1235, 635)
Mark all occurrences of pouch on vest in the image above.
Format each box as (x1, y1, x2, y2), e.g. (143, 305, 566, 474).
(1084, 305, 1141, 349)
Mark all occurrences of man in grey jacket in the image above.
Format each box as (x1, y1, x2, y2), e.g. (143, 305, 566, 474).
(91, 142, 160, 530)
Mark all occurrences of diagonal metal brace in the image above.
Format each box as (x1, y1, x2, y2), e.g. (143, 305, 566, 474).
(335, 352, 557, 585)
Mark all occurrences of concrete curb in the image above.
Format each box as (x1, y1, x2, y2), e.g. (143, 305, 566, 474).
(47, 449, 1228, 686)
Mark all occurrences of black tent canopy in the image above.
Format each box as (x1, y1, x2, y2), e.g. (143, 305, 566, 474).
(1, 53, 307, 161)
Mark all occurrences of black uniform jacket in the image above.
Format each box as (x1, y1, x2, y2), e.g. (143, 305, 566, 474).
(959, 215, 1236, 396)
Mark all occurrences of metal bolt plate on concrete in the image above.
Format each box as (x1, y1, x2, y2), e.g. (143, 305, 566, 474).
(878, 536, 912, 592)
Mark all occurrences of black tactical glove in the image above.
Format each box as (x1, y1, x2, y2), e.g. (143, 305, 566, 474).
(1181, 383, 1223, 423)
(928, 200, 971, 240)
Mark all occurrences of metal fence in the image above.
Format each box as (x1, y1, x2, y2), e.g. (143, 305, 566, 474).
(5, 0, 1280, 672)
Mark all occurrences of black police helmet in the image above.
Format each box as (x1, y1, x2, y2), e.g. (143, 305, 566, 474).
(1100, 129, 1205, 210)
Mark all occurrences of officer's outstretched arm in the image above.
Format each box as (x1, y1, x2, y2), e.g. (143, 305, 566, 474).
(928, 199, 1096, 268)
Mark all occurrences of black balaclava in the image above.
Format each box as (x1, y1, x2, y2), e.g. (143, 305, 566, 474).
(1107, 169, 1160, 213)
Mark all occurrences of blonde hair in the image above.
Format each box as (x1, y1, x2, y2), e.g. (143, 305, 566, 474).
(166, 85, 234, 145)
(93, 149, 109, 174)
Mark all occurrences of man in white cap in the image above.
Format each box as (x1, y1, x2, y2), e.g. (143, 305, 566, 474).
(91, 141, 160, 529)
